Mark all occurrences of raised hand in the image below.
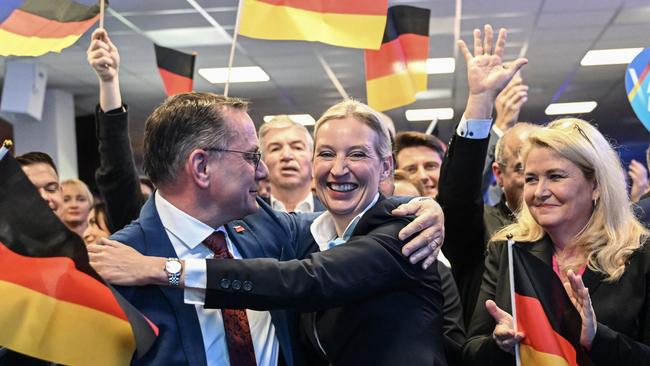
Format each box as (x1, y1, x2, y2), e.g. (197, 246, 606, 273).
(87, 28, 120, 83)
(628, 159, 649, 203)
(494, 75, 528, 131)
(458, 24, 528, 119)
(563, 269, 597, 349)
(486, 299, 525, 354)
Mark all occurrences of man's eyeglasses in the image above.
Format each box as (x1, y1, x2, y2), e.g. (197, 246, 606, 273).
(205, 148, 262, 170)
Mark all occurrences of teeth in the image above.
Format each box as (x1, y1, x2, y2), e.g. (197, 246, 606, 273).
(329, 183, 357, 192)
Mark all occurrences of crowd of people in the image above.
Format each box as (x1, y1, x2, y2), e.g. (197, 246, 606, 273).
(6, 23, 650, 366)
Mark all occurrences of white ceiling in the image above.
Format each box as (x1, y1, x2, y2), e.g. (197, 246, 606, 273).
(1, 0, 649, 159)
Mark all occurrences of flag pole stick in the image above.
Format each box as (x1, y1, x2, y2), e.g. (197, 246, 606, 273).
(99, 0, 105, 29)
(507, 234, 521, 366)
(224, 0, 244, 97)
(0, 140, 13, 161)
(314, 49, 349, 100)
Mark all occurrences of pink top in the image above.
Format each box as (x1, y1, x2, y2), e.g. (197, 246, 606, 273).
(552, 255, 586, 280)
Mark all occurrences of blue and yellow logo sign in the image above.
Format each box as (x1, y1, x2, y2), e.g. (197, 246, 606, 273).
(625, 48, 650, 132)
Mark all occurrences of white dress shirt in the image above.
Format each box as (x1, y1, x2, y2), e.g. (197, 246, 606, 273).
(456, 115, 493, 139)
(156, 192, 279, 366)
(270, 192, 314, 213)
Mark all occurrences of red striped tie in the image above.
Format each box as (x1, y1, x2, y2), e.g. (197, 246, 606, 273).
(203, 231, 257, 366)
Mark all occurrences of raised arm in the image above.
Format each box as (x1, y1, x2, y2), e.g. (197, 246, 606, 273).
(87, 28, 144, 232)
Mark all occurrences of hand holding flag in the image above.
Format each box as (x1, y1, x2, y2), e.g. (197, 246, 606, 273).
(87, 28, 120, 83)
(486, 299, 525, 354)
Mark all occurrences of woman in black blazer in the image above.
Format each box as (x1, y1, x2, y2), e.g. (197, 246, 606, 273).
(462, 118, 650, 365)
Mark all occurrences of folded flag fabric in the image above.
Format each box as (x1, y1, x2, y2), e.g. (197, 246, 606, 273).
(0, 152, 158, 366)
(511, 244, 592, 366)
(154, 44, 196, 96)
(0, 0, 101, 57)
(364, 5, 430, 111)
(238, 0, 388, 50)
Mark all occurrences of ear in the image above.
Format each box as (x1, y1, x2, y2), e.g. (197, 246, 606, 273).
(380, 155, 394, 181)
(187, 149, 211, 189)
(591, 180, 600, 201)
(492, 161, 503, 187)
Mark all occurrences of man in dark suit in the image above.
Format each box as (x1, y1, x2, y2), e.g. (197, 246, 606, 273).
(87, 29, 444, 366)
(258, 115, 325, 213)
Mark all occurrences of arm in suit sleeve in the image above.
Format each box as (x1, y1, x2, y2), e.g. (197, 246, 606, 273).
(94, 106, 145, 232)
(462, 241, 514, 366)
(204, 215, 436, 312)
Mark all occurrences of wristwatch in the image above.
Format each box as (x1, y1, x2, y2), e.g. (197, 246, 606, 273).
(165, 258, 182, 286)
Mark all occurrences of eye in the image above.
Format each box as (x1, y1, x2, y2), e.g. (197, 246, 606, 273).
(348, 151, 368, 160)
(424, 162, 440, 171)
(44, 182, 59, 193)
(514, 163, 524, 173)
(403, 166, 417, 174)
(317, 150, 335, 159)
(524, 176, 538, 184)
(550, 174, 565, 181)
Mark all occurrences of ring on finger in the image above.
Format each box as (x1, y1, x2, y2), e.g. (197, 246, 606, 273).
(429, 239, 439, 251)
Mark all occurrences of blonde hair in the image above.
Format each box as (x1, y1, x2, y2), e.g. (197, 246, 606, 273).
(61, 179, 94, 206)
(314, 99, 392, 159)
(492, 118, 648, 282)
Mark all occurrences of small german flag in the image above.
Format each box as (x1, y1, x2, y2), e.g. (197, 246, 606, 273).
(511, 244, 593, 366)
(154, 44, 196, 96)
(238, 0, 388, 50)
(364, 5, 430, 112)
(0, 153, 158, 365)
(0, 0, 101, 57)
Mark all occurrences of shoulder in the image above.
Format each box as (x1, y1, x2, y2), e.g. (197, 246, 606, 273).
(354, 196, 411, 236)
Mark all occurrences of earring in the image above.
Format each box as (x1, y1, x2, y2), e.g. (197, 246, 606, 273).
(593, 198, 598, 208)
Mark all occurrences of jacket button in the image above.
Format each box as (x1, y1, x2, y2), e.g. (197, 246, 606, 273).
(220, 278, 230, 289)
(243, 280, 253, 292)
(232, 280, 242, 291)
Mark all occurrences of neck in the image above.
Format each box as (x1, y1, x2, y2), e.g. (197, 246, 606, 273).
(66, 221, 88, 239)
(271, 183, 311, 212)
(332, 216, 354, 238)
(158, 186, 228, 229)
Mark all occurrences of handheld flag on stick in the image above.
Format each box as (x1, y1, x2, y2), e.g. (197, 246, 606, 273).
(364, 5, 430, 111)
(0, 151, 158, 365)
(238, 0, 388, 50)
(0, 0, 102, 57)
(154, 44, 196, 96)
(508, 236, 593, 366)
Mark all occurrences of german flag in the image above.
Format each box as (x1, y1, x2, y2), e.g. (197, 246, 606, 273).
(0, 151, 158, 365)
(0, 0, 101, 57)
(511, 244, 593, 366)
(154, 44, 196, 96)
(364, 6, 430, 112)
(238, 0, 388, 50)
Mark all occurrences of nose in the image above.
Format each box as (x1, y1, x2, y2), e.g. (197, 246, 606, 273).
(330, 156, 349, 177)
(534, 179, 550, 200)
(416, 165, 430, 183)
(280, 146, 294, 161)
(256, 160, 269, 180)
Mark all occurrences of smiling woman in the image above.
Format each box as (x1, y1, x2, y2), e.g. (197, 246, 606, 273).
(463, 118, 650, 365)
(61, 178, 94, 240)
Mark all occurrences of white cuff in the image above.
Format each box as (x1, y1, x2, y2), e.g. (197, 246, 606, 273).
(183, 259, 207, 305)
(456, 115, 493, 139)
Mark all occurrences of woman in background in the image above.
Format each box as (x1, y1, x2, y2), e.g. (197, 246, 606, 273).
(61, 179, 93, 240)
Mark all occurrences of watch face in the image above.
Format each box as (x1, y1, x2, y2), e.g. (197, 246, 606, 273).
(166, 260, 182, 274)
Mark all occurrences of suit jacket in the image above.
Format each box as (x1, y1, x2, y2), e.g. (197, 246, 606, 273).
(111, 196, 316, 366)
(438, 133, 515, 326)
(463, 236, 650, 366)
(203, 196, 448, 365)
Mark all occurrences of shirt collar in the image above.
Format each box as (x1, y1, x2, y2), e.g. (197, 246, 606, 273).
(310, 193, 380, 252)
(270, 192, 314, 213)
(155, 191, 224, 249)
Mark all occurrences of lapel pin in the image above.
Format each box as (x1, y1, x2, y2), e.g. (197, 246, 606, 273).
(234, 225, 245, 233)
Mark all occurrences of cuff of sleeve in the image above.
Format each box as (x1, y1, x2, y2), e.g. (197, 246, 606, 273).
(95, 104, 129, 139)
(587, 322, 616, 362)
(183, 259, 207, 305)
(456, 115, 493, 139)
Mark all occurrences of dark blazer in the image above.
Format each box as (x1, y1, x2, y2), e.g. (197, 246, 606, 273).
(438, 133, 515, 326)
(111, 196, 316, 366)
(463, 236, 650, 366)
(203, 196, 447, 365)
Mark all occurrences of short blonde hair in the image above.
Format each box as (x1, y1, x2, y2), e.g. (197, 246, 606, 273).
(61, 179, 94, 206)
(314, 99, 392, 159)
(493, 118, 648, 282)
